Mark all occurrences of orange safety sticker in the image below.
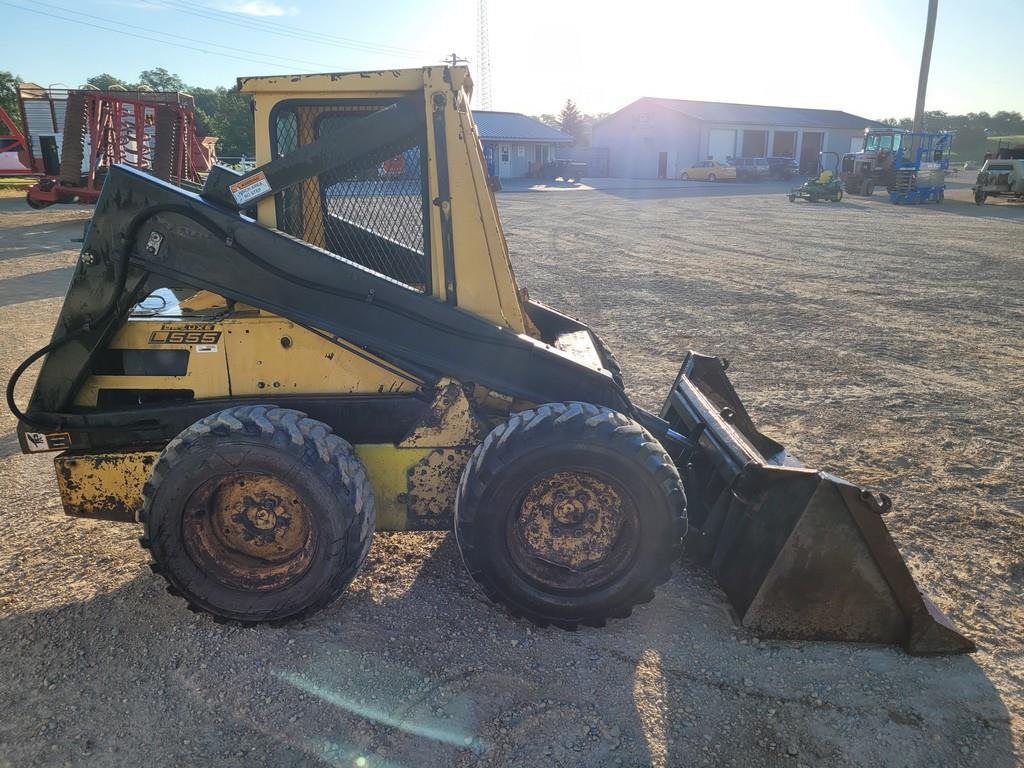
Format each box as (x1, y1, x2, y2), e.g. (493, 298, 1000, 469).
(228, 171, 272, 205)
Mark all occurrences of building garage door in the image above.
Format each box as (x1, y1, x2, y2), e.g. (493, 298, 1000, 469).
(799, 131, 824, 174)
(741, 130, 767, 158)
(708, 129, 736, 161)
(772, 131, 797, 157)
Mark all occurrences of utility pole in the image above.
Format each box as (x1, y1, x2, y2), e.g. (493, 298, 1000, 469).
(443, 53, 468, 68)
(913, 0, 938, 133)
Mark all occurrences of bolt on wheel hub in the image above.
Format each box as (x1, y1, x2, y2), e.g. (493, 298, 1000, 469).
(517, 470, 625, 571)
(183, 472, 317, 591)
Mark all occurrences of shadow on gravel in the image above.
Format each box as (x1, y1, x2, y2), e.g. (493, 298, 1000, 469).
(0, 533, 1016, 768)
(0, 220, 86, 263)
(0, 267, 74, 308)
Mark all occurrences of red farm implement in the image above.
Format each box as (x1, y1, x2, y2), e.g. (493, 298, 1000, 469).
(17, 84, 216, 208)
(0, 106, 34, 176)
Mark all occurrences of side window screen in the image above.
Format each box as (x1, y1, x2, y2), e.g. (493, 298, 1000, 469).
(271, 101, 430, 292)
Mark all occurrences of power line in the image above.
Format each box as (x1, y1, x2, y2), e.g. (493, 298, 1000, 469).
(147, 0, 431, 59)
(0, 1, 317, 72)
(18, 0, 349, 72)
(167, 0, 430, 57)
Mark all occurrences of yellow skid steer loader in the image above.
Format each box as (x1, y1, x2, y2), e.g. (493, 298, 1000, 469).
(7, 67, 972, 654)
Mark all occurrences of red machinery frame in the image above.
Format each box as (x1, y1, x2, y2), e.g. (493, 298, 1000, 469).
(0, 107, 34, 176)
(19, 87, 215, 207)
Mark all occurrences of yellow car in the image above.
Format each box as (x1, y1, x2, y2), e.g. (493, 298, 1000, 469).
(680, 160, 737, 182)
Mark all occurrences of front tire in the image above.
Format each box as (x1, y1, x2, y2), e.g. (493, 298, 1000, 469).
(708, 173, 717, 183)
(141, 406, 375, 623)
(680, 172, 689, 180)
(454, 403, 686, 629)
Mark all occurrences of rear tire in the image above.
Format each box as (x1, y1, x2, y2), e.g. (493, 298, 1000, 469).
(141, 405, 375, 623)
(681, 172, 689, 180)
(26, 193, 53, 210)
(788, 194, 796, 203)
(708, 173, 717, 183)
(864, 180, 875, 196)
(454, 402, 686, 629)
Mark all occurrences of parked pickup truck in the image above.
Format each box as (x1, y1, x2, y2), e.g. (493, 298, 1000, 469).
(973, 158, 1024, 204)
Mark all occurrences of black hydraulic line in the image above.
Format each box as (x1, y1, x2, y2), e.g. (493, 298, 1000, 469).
(201, 101, 425, 211)
(8, 203, 197, 431)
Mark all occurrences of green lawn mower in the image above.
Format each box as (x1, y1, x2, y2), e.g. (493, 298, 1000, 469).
(789, 151, 843, 203)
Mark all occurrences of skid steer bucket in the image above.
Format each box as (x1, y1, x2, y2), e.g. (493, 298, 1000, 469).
(662, 352, 974, 655)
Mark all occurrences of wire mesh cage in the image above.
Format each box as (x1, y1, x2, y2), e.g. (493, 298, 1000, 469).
(272, 102, 430, 291)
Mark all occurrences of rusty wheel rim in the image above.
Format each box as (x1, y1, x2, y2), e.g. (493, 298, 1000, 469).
(183, 472, 317, 592)
(509, 469, 639, 593)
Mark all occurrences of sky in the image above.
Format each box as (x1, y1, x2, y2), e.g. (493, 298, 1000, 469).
(2, 0, 1021, 120)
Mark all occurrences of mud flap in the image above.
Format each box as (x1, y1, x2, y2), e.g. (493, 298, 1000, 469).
(661, 352, 974, 655)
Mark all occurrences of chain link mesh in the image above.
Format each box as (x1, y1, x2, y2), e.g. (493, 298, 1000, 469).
(272, 103, 429, 291)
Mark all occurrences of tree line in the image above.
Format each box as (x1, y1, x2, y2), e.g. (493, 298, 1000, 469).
(0, 67, 252, 159)
(3, 69, 1020, 162)
(880, 110, 1023, 162)
(534, 99, 609, 148)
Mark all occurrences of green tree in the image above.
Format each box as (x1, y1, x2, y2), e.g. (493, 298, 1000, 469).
(0, 70, 22, 130)
(205, 86, 253, 159)
(558, 99, 585, 145)
(878, 110, 1024, 161)
(535, 113, 559, 130)
(86, 73, 129, 90)
(138, 67, 185, 92)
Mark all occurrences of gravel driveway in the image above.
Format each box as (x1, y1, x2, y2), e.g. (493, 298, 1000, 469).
(0, 186, 1020, 767)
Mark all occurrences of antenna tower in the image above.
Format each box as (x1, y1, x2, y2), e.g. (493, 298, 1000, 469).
(476, 0, 492, 109)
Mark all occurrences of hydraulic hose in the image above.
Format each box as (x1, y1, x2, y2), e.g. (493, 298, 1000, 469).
(6, 203, 187, 431)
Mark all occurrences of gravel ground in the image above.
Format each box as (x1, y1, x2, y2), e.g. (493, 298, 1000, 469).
(0, 185, 1021, 767)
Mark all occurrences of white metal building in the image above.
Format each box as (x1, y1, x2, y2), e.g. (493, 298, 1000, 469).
(473, 111, 573, 179)
(593, 97, 888, 178)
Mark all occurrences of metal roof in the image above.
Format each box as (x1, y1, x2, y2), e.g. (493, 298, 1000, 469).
(473, 111, 573, 143)
(611, 97, 888, 131)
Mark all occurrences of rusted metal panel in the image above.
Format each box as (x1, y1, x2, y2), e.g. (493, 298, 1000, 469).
(54, 452, 159, 522)
(404, 448, 472, 529)
(400, 379, 484, 448)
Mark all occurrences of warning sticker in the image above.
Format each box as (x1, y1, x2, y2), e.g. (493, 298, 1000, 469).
(24, 431, 72, 452)
(229, 171, 272, 205)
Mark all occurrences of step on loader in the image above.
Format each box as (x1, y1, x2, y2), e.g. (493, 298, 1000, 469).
(7, 67, 973, 654)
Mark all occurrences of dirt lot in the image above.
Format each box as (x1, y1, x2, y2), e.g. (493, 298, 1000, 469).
(0, 184, 1021, 767)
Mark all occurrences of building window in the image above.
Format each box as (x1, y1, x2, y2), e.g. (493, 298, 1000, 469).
(501, 145, 510, 162)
